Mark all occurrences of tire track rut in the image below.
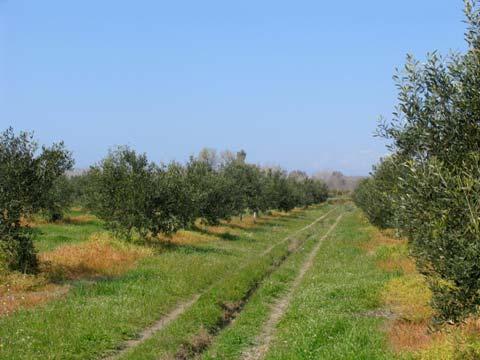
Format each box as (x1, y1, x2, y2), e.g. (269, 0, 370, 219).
(103, 208, 335, 360)
(241, 213, 344, 360)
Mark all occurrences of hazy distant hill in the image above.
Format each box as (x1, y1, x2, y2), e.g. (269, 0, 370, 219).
(314, 171, 365, 192)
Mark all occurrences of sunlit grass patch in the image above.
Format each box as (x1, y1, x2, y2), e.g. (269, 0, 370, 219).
(33, 211, 104, 252)
(158, 212, 288, 245)
(39, 233, 152, 280)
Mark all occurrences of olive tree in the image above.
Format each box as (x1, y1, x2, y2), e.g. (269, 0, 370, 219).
(0, 128, 73, 272)
(42, 175, 75, 221)
(86, 146, 185, 238)
(376, 0, 480, 322)
(222, 153, 269, 221)
(186, 155, 235, 225)
(353, 156, 402, 229)
(262, 168, 297, 212)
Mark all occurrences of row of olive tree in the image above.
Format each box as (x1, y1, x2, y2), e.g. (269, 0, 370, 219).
(352, 156, 403, 229)
(0, 129, 326, 272)
(355, 0, 480, 323)
(0, 128, 74, 273)
(84, 146, 328, 239)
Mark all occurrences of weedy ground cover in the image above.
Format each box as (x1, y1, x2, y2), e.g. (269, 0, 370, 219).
(0, 205, 331, 359)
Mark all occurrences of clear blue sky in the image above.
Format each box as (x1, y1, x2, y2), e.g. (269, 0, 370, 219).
(0, 1, 467, 175)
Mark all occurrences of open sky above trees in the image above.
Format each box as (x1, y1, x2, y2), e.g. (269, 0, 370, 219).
(0, 1, 468, 175)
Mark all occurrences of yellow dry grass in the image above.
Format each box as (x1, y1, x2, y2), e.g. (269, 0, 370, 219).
(414, 318, 480, 359)
(360, 221, 437, 354)
(225, 210, 292, 230)
(386, 320, 443, 353)
(61, 214, 97, 224)
(0, 233, 152, 317)
(362, 220, 480, 358)
(158, 230, 217, 245)
(0, 283, 70, 317)
(382, 275, 434, 323)
(19, 216, 37, 227)
(19, 213, 96, 227)
(360, 229, 400, 255)
(378, 256, 417, 274)
(226, 216, 259, 229)
(39, 233, 152, 280)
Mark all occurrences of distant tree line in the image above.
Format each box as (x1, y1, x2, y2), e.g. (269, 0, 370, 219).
(314, 171, 364, 194)
(84, 146, 328, 239)
(354, 1, 480, 323)
(0, 130, 328, 273)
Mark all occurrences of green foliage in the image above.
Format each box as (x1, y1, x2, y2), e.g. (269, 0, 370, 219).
(289, 170, 329, 208)
(43, 175, 75, 221)
(361, 1, 480, 322)
(263, 168, 297, 212)
(222, 157, 267, 217)
(186, 156, 235, 225)
(0, 229, 38, 274)
(0, 127, 73, 272)
(353, 156, 402, 229)
(67, 173, 93, 207)
(87, 147, 329, 238)
(397, 155, 480, 322)
(87, 146, 188, 238)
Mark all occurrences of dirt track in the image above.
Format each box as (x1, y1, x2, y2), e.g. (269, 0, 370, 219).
(103, 208, 335, 360)
(241, 213, 344, 360)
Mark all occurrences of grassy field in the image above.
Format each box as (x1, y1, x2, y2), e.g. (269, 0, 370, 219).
(1, 202, 446, 359)
(201, 204, 394, 360)
(32, 209, 103, 252)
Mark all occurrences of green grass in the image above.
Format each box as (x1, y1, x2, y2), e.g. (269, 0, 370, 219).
(263, 207, 393, 359)
(119, 206, 341, 360)
(33, 210, 103, 252)
(1, 204, 402, 359)
(0, 205, 332, 359)
(200, 207, 342, 360)
(197, 206, 395, 360)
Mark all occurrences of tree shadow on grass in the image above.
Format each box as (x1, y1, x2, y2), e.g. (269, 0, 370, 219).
(147, 240, 233, 257)
(222, 219, 282, 233)
(190, 225, 241, 241)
